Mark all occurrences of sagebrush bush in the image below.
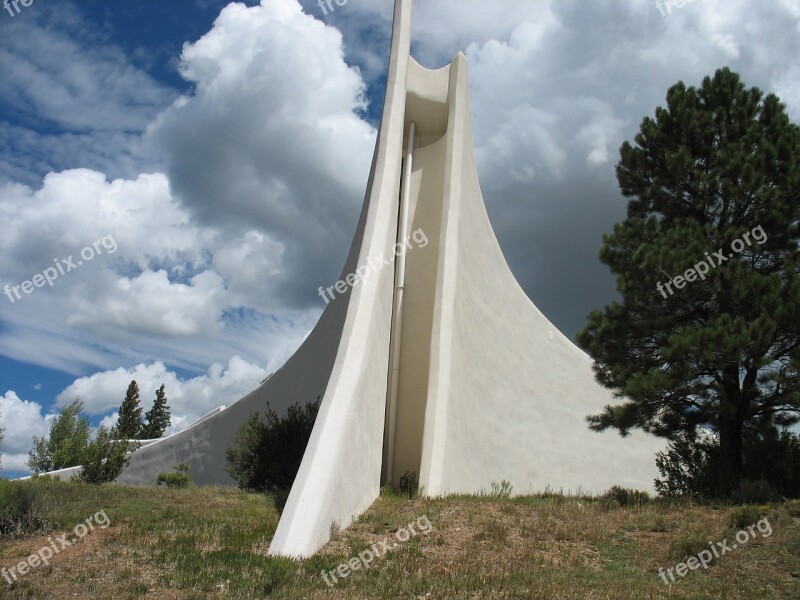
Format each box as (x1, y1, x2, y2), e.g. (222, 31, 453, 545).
(603, 486, 650, 507)
(669, 530, 714, 562)
(0, 480, 49, 538)
(729, 505, 764, 530)
(785, 499, 800, 517)
(157, 463, 191, 488)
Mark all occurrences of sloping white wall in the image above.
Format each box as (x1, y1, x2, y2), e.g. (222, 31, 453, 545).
(266, 0, 414, 558)
(119, 0, 665, 560)
(416, 54, 664, 496)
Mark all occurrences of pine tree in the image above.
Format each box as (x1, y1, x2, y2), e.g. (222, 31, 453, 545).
(115, 380, 143, 440)
(142, 384, 171, 439)
(577, 68, 800, 495)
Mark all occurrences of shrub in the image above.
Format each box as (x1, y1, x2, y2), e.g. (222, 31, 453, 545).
(157, 463, 191, 488)
(785, 499, 800, 517)
(655, 434, 724, 498)
(655, 423, 800, 500)
(77, 427, 139, 485)
(603, 486, 650, 507)
(0, 480, 48, 538)
(488, 480, 514, 499)
(729, 505, 764, 530)
(734, 479, 777, 504)
(399, 471, 419, 499)
(225, 400, 320, 492)
(669, 530, 714, 562)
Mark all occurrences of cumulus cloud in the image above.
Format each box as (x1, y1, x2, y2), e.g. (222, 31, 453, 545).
(2, 0, 800, 463)
(57, 357, 267, 426)
(148, 0, 376, 309)
(0, 391, 51, 472)
(0, 0, 370, 374)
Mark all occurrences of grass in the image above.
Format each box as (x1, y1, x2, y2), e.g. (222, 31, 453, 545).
(0, 480, 798, 598)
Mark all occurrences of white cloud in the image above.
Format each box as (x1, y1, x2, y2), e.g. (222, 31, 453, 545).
(0, 5, 175, 184)
(148, 0, 376, 308)
(57, 357, 267, 424)
(0, 391, 51, 472)
(2, 0, 800, 448)
(0, 0, 376, 376)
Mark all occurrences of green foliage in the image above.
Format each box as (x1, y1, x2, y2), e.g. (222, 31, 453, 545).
(0, 406, 4, 470)
(157, 462, 191, 488)
(602, 486, 650, 507)
(0, 480, 48, 538)
(142, 384, 171, 439)
(655, 434, 723, 498)
(116, 380, 143, 440)
(577, 67, 800, 494)
(30, 473, 62, 483)
(27, 399, 91, 473)
(655, 423, 800, 499)
(225, 400, 320, 492)
(735, 479, 777, 504)
(669, 530, 715, 562)
(488, 480, 514, 499)
(785, 499, 800, 517)
(399, 470, 419, 499)
(729, 505, 765, 530)
(77, 426, 139, 485)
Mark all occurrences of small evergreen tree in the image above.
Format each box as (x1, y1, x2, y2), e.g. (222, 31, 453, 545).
(115, 381, 143, 440)
(77, 426, 138, 485)
(142, 384, 171, 439)
(27, 399, 90, 472)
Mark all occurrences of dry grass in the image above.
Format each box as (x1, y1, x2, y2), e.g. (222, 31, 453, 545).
(1, 481, 798, 599)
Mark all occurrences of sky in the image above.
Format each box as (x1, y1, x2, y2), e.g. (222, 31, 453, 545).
(0, 0, 798, 478)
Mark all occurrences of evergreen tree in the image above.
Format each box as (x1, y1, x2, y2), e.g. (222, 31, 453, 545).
(577, 68, 800, 495)
(142, 384, 171, 439)
(27, 399, 91, 472)
(115, 380, 143, 440)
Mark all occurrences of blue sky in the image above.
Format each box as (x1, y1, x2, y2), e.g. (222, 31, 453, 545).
(1, 0, 799, 478)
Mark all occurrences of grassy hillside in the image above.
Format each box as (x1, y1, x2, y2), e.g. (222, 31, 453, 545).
(1, 481, 798, 599)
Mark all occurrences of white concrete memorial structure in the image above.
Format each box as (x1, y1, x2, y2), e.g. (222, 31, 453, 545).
(117, 0, 664, 558)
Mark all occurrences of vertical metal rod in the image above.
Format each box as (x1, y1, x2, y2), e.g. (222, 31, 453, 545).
(386, 121, 416, 485)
